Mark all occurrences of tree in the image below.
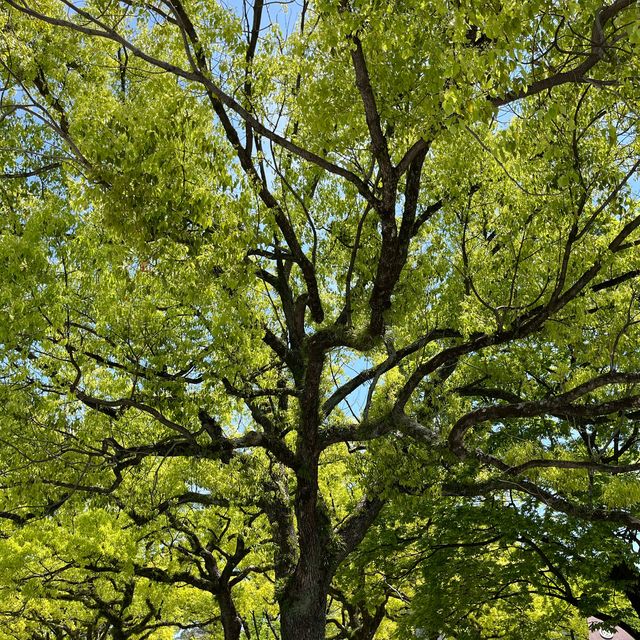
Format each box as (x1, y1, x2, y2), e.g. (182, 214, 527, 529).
(0, 0, 639, 637)
(357, 488, 640, 639)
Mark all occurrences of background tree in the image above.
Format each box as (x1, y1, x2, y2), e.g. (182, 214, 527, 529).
(0, 0, 639, 638)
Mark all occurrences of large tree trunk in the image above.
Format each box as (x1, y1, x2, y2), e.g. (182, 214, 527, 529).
(279, 575, 329, 640)
(218, 587, 244, 640)
(279, 444, 332, 640)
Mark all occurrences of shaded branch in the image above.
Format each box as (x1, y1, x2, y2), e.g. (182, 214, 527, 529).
(492, 0, 637, 107)
(448, 371, 640, 456)
(443, 477, 640, 530)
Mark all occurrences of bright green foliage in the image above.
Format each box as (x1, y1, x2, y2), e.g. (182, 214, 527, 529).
(0, 0, 639, 638)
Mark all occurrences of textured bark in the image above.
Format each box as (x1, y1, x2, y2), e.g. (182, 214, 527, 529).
(279, 436, 332, 640)
(280, 575, 330, 640)
(218, 587, 244, 640)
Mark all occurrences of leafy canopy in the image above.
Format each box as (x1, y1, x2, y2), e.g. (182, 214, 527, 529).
(0, 0, 639, 638)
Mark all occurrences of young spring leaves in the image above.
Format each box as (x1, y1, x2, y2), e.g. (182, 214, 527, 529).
(0, 0, 639, 637)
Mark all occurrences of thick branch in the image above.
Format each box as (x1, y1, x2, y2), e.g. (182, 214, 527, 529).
(448, 371, 640, 456)
(444, 477, 640, 530)
(491, 0, 636, 107)
(322, 328, 459, 419)
(331, 495, 385, 570)
(349, 35, 394, 190)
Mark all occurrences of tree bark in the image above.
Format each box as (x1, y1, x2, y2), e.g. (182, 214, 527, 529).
(218, 587, 244, 640)
(279, 577, 329, 640)
(279, 448, 332, 640)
